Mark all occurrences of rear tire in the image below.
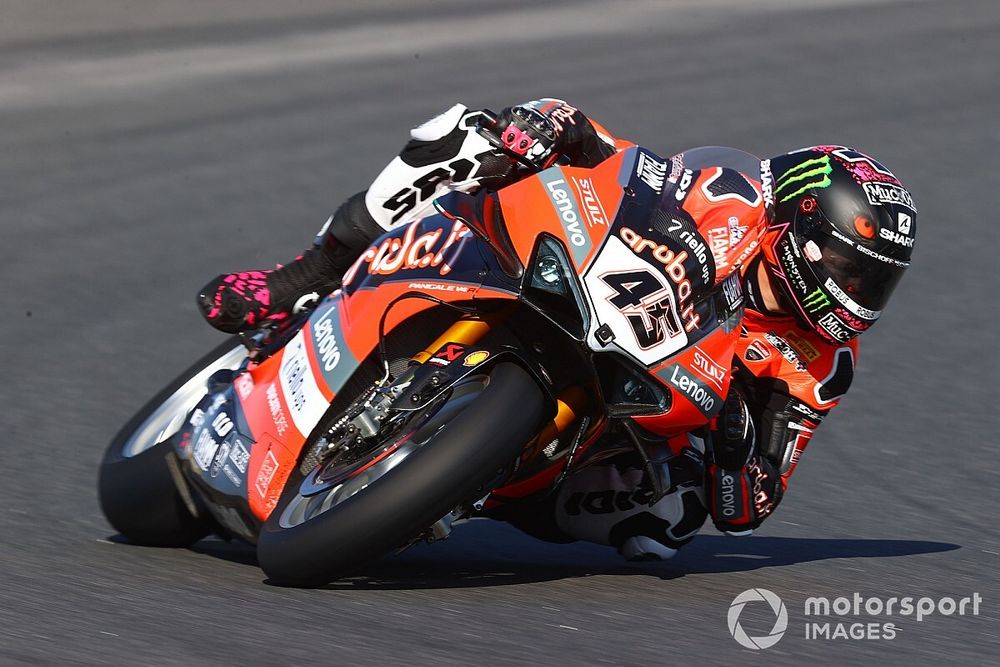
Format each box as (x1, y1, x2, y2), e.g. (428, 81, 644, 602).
(99, 439, 211, 546)
(98, 339, 244, 546)
(257, 362, 544, 587)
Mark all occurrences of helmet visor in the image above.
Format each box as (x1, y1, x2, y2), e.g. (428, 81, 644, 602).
(798, 229, 907, 315)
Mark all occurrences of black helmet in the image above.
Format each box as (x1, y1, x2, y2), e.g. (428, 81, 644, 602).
(759, 146, 916, 343)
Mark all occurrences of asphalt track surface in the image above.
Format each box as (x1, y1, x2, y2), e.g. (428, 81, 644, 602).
(1, 0, 998, 664)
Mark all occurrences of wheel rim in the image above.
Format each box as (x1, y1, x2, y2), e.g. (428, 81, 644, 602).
(120, 344, 247, 458)
(278, 374, 491, 529)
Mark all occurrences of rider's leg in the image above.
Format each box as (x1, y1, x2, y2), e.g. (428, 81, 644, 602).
(552, 442, 708, 561)
(492, 437, 709, 561)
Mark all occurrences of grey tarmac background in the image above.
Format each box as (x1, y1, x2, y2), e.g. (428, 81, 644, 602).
(1, 0, 997, 664)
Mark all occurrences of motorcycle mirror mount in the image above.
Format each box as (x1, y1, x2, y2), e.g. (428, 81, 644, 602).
(433, 190, 524, 279)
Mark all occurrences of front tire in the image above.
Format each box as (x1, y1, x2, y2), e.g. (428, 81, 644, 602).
(257, 362, 545, 587)
(98, 340, 245, 546)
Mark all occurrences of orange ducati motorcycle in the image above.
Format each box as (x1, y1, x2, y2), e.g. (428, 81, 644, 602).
(99, 146, 760, 586)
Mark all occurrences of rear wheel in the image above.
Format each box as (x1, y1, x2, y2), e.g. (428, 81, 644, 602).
(257, 362, 544, 587)
(98, 340, 246, 546)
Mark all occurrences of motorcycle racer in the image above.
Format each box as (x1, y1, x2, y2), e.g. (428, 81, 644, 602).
(196, 100, 916, 560)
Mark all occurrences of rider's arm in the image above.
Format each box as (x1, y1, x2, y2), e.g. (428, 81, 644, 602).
(317, 99, 621, 278)
(197, 100, 620, 333)
(705, 327, 859, 533)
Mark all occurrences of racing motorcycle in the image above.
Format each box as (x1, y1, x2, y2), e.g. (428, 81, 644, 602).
(99, 146, 755, 587)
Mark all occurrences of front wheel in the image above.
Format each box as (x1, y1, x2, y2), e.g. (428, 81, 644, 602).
(257, 362, 545, 587)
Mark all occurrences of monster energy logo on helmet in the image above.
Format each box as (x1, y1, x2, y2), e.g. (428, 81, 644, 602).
(774, 155, 833, 203)
(803, 287, 830, 313)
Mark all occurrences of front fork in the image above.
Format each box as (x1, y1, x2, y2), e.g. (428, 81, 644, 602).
(411, 314, 591, 457)
(406, 313, 594, 544)
(412, 316, 683, 508)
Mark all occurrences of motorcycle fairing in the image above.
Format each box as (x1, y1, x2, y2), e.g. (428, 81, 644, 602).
(177, 144, 770, 522)
(191, 216, 522, 521)
(494, 147, 746, 434)
(173, 373, 279, 536)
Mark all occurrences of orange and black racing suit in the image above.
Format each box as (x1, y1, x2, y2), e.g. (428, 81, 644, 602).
(708, 306, 857, 534)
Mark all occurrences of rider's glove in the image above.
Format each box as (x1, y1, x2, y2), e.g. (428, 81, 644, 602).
(705, 387, 784, 534)
(478, 98, 615, 173)
(481, 104, 562, 171)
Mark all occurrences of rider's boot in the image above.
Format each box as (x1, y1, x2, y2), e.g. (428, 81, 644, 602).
(197, 246, 341, 334)
(197, 190, 381, 335)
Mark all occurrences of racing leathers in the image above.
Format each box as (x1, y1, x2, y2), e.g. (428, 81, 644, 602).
(197, 99, 855, 559)
(709, 307, 856, 534)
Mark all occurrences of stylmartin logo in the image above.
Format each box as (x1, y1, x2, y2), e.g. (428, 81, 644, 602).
(728, 588, 788, 650)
